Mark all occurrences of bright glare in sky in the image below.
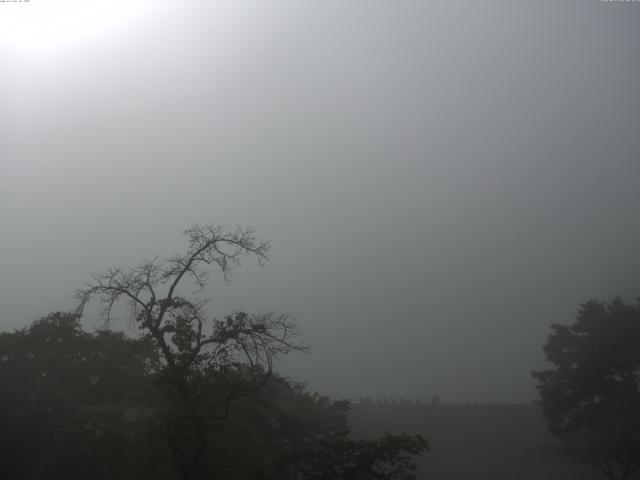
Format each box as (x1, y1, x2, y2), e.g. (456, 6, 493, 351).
(0, 0, 153, 51)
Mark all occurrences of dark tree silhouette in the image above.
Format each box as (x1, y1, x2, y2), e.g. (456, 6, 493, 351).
(76, 224, 306, 480)
(74, 223, 427, 480)
(208, 377, 428, 480)
(0, 312, 165, 480)
(0, 223, 430, 479)
(532, 297, 640, 480)
(269, 390, 427, 480)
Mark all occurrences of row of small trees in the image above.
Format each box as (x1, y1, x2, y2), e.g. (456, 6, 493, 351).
(353, 398, 534, 408)
(353, 396, 440, 407)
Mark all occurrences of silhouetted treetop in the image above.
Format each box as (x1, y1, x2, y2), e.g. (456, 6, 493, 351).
(533, 297, 640, 480)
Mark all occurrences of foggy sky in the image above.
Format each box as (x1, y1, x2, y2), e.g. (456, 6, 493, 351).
(1, 0, 640, 403)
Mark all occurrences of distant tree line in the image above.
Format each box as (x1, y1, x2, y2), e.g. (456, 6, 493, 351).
(352, 397, 532, 409)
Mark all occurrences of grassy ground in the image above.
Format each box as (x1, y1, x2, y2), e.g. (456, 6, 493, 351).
(348, 403, 602, 480)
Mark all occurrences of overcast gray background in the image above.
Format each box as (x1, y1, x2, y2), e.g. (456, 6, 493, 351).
(1, 0, 640, 403)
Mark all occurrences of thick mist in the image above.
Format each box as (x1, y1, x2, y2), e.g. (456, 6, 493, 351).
(1, 0, 639, 403)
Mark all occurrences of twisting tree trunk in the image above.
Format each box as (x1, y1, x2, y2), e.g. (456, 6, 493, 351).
(76, 224, 306, 479)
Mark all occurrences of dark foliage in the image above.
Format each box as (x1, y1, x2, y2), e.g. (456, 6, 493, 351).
(0, 312, 166, 479)
(532, 297, 640, 480)
(1, 224, 427, 479)
(0, 312, 427, 479)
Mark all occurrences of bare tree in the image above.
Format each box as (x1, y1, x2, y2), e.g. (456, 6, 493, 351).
(76, 224, 306, 480)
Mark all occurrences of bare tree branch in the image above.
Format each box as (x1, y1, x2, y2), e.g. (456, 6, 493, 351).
(74, 224, 307, 479)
